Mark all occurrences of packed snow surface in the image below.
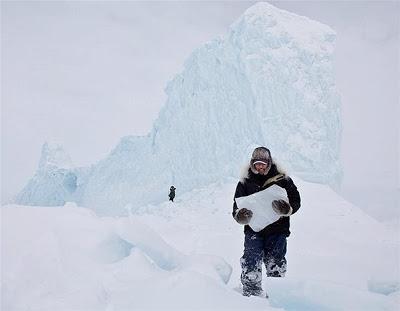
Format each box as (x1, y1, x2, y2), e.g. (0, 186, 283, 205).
(15, 2, 341, 214)
(3, 179, 399, 310)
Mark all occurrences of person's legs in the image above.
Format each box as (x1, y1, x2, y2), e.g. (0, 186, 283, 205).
(263, 233, 287, 277)
(240, 230, 264, 296)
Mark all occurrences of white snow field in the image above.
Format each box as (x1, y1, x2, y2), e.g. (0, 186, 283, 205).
(15, 2, 341, 214)
(2, 178, 399, 310)
(4, 2, 398, 310)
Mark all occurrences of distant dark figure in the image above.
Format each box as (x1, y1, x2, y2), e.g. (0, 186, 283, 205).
(169, 186, 176, 202)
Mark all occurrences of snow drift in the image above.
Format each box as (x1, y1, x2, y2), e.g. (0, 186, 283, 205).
(14, 2, 341, 215)
(3, 179, 399, 310)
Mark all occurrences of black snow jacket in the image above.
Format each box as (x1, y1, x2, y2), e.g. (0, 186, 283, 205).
(232, 162, 301, 237)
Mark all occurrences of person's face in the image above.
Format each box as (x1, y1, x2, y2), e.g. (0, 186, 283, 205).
(254, 162, 268, 174)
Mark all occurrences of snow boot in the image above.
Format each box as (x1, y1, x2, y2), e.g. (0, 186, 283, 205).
(242, 287, 264, 297)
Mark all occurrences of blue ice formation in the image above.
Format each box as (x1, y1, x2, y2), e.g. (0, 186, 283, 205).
(15, 3, 341, 215)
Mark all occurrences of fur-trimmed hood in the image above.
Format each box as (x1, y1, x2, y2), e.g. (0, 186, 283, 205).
(239, 160, 287, 184)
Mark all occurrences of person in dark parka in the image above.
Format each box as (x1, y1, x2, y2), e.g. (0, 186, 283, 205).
(169, 186, 176, 202)
(232, 147, 301, 298)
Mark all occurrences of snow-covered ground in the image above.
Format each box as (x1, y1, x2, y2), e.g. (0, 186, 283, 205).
(2, 178, 399, 310)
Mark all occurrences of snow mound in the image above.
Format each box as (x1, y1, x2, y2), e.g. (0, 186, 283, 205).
(1, 205, 238, 311)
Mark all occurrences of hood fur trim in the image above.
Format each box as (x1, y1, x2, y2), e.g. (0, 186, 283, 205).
(239, 164, 251, 183)
(274, 160, 287, 175)
(239, 159, 287, 184)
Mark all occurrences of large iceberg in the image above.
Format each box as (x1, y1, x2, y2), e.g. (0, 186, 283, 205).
(15, 2, 341, 215)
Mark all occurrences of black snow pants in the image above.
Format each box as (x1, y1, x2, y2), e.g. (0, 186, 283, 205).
(240, 230, 287, 295)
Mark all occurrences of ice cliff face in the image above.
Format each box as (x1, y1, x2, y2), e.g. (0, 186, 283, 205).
(15, 2, 342, 215)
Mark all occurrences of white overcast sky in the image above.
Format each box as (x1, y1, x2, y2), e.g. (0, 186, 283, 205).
(1, 1, 399, 220)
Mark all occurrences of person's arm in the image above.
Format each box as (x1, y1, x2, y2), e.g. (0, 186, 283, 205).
(232, 181, 247, 219)
(232, 182, 253, 224)
(275, 177, 301, 215)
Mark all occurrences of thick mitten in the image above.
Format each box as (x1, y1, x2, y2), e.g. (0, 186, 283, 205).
(272, 199, 292, 216)
(236, 208, 253, 225)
